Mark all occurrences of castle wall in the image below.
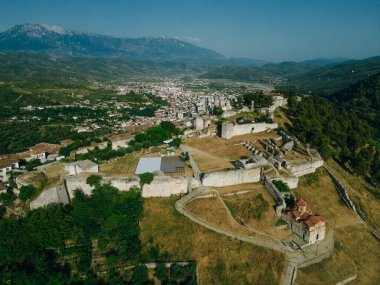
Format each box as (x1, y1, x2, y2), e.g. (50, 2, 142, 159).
(202, 168, 261, 187)
(65, 177, 94, 198)
(30, 185, 69, 210)
(269, 175, 299, 189)
(262, 175, 286, 216)
(288, 159, 324, 177)
(142, 176, 188, 197)
(103, 177, 140, 191)
(66, 175, 191, 199)
(221, 122, 278, 139)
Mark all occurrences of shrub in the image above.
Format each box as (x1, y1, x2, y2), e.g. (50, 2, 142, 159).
(275, 218, 287, 227)
(155, 263, 169, 281)
(131, 265, 149, 285)
(170, 138, 182, 148)
(139, 172, 154, 187)
(19, 185, 36, 201)
(272, 180, 289, 192)
(86, 175, 102, 187)
(0, 205, 6, 218)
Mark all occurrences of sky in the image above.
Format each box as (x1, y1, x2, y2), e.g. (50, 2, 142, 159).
(0, 0, 379, 61)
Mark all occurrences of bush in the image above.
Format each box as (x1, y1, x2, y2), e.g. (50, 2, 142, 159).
(170, 138, 182, 148)
(19, 185, 36, 201)
(126, 146, 134, 153)
(0, 191, 17, 206)
(139, 173, 154, 186)
(86, 175, 102, 187)
(0, 205, 6, 218)
(275, 218, 287, 227)
(155, 263, 169, 281)
(272, 180, 289, 192)
(131, 265, 149, 285)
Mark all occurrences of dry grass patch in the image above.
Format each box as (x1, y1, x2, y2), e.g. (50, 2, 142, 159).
(184, 136, 252, 161)
(214, 183, 264, 195)
(17, 171, 45, 188)
(296, 250, 356, 285)
(223, 188, 291, 240)
(99, 154, 139, 177)
(294, 168, 358, 228)
(44, 163, 68, 178)
(326, 160, 380, 231)
(141, 198, 285, 285)
(185, 197, 251, 236)
(191, 152, 233, 172)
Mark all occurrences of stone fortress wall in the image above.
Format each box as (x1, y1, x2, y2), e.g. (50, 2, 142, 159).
(64, 175, 196, 199)
(261, 174, 286, 216)
(30, 184, 70, 210)
(221, 121, 278, 139)
(65, 176, 94, 198)
(288, 159, 324, 177)
(142, 176, 189, 197)
(202, 167, 261, 187)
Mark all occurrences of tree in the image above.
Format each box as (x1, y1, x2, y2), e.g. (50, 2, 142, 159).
(0, 206, 6, 218)
(19, 185, 36, 201)
(139, 172, 154, 187)
(155, 263, 169, 281)
(131, 265, 149, 285)
(212, 106, 223, 116)
(86, 175, 102, 187)
(170, 138, 182, 148)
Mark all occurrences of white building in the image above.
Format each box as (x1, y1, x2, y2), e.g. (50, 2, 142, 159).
(0, 158, 19, 183)
(64, 160, 99, 176)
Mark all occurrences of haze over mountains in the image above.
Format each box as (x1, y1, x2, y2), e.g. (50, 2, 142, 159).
(0, 24, 226, 62)
(0, 24, 354, 66)
(1, 23, 379, 96)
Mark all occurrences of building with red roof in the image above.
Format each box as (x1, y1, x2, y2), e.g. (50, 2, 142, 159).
(282, 198, 326, 244)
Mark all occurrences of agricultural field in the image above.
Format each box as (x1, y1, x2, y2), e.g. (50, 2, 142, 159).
(141, 198, 285, 285)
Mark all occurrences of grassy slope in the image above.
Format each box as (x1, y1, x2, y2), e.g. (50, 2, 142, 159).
(141, 198, 285, 285)
(295, 167, 380, 284)
(326, 160, 380, 231)
(297, 224, 380, 285)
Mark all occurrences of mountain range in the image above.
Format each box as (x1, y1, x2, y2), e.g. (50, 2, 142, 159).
(0, 24, 226, 62)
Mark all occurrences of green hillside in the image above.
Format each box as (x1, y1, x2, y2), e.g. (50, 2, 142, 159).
(282, 56, 380, 95)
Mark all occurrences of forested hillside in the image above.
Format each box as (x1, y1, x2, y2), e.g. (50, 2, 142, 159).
(286, 73, 380, 186)
(283, 56, 380, 95)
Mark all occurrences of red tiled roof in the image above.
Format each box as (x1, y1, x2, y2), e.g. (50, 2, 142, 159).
(296, 198, 307, 207)
(304, 215, 325, 228)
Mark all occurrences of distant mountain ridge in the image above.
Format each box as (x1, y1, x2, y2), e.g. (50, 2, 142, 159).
(0, 24, 226, 62)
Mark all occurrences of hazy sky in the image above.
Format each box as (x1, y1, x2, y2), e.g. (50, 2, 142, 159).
(0, 0, 379, 61)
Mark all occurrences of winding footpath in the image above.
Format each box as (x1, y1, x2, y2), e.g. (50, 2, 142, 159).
(176, 146, 334, 285)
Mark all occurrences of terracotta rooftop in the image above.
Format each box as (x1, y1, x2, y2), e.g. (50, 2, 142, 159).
(0, 155, 21, 169)
(29, 143, 59, 155)
(304, 215, 325, 229)
(296, 198, 307, 207)
(60, 139, 74, 146)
